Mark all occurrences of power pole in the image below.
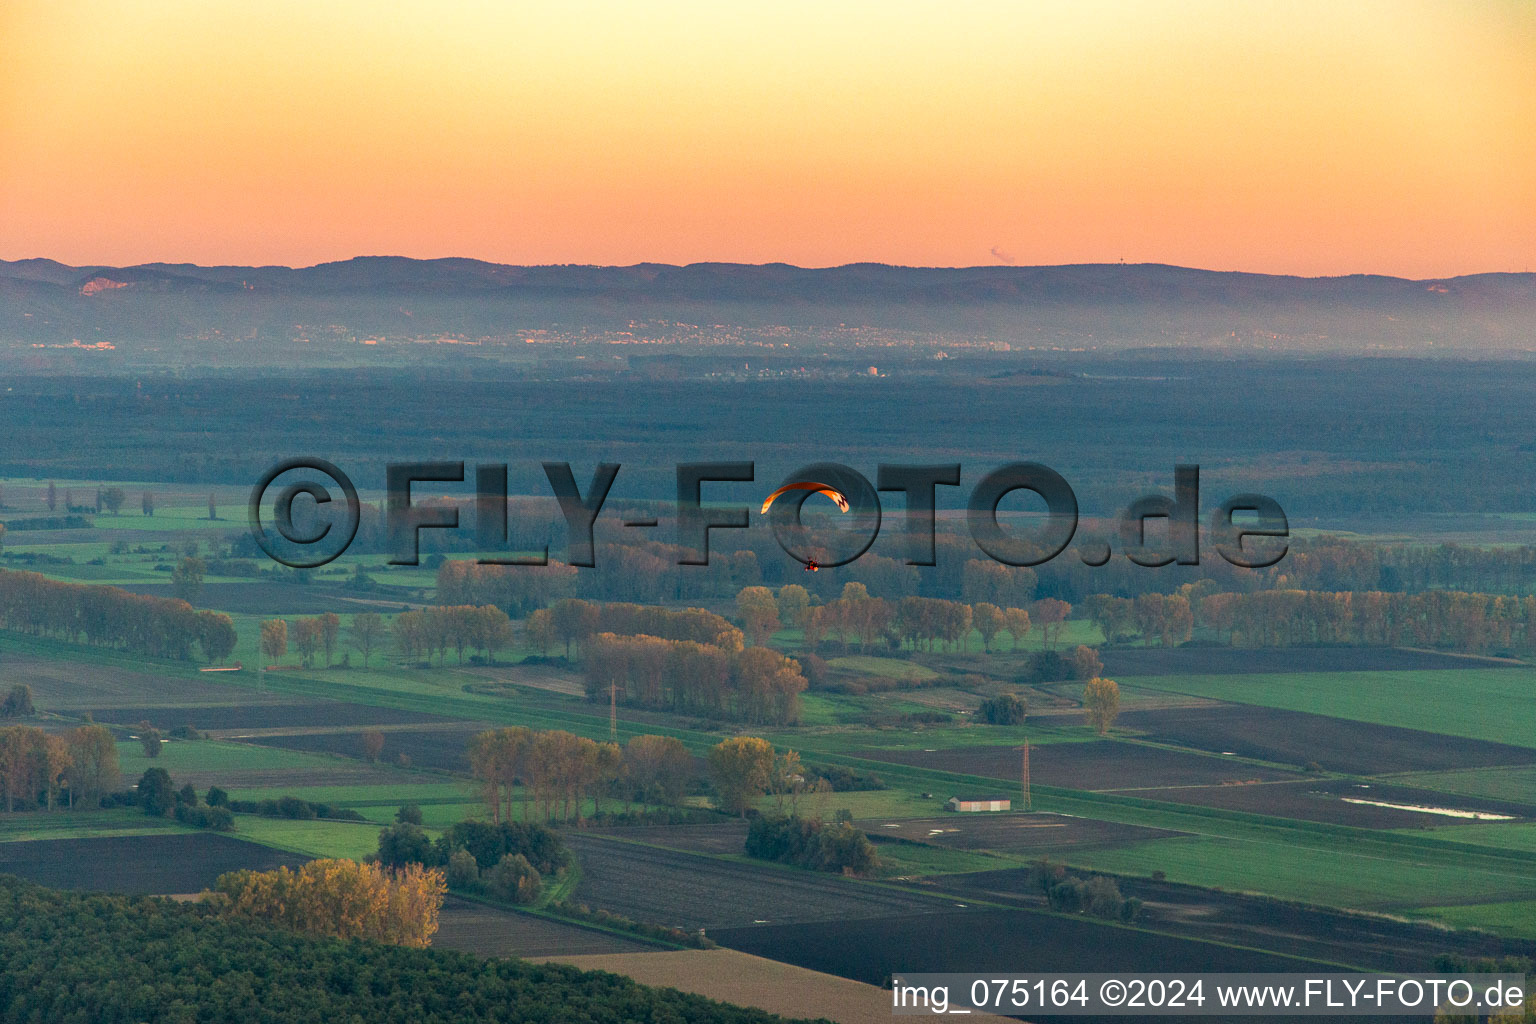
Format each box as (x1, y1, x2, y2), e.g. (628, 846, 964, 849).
(610, 682, 618, 742)
(1020, 740, 1032, 812)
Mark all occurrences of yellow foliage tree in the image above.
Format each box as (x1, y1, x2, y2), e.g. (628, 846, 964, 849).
(207, 858, 446, 947)
(708, 736, 774, 816)
(1083, 677, 1121, 735)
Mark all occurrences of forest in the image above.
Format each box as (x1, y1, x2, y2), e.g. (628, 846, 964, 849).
(0, 876, 809, 1024)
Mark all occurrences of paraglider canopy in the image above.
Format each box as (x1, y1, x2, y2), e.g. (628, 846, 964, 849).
(760, 481, 849, 516)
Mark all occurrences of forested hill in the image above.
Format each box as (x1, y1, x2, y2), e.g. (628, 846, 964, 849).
(0, 875, 818, 1024)
(1, 257, 1532, 365)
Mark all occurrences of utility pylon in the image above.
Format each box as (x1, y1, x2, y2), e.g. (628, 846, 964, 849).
(1020, 740, 1032, 812)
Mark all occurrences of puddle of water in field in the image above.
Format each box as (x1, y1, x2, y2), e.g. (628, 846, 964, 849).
(1339, 797, 1515, 820)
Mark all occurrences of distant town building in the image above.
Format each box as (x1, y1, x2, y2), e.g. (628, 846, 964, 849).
(946, 795, 1011, 812)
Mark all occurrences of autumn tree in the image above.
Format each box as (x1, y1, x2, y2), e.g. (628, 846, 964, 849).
(259, 619, 288, 664)
(393, 610, 424, 663)
(550, 598, 599, 657)
(1083, 677, 1121, 735)
(769, 749, 805, 814)
(731, 646, 808, 725)
(775, 584, 810, 629)
(971, 602, 1005, 652)
(1070, 645, 1103, 681)
(208, 859, 447, 947)
(468, 727, 532, 824)
(1031, 599, 1071, 649)
(171, 557, 204, 604)
(360, 729, 385, 763)
(708, 736, 775, 816)
(622, 734, 693, 805)
(350, 612, 385, 666)
(197, 610, 237, 663)
(0, 726, 42, 811)
(468, 605, 515, 663)
(1003, 606, 1032, 650)
(318, 612, 341, 665)
(524, 607, 554, 654)
(38, 733, 71, 811)
(100, 487, 125, 515)
(294, 617, 322, 667)
(63, 725, 119, 808)
(736, 586, 782, 646)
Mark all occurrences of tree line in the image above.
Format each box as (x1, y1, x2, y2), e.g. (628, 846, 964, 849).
(746, 580, 1072, 655)
(583, 634, 807, 724)
(0, 723, 119, 812)
(1084, 587, 1536, 655)
(208, 859, 446, 948)
(525, 598, 742, 658)
(0, 568, 236, 662)
(467, 728, 827, 822)
(467, 727, 626, 824)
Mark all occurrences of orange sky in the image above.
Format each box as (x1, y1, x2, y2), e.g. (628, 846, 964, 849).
(1, 1, 1532, 276)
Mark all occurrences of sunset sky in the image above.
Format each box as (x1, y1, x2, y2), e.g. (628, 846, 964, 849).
(1, 1, 1532, 276)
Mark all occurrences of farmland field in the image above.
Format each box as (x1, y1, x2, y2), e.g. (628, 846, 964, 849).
(236, 722, 490, 773)
(713, 907, 1341, 986)
(87, 701, 449, 732)
(1124, 668, 1536, 748)
(563, 833, 959, 931)
(1056, 834, 1536, 909)
(115, 738, 418, 791)
(0, 650, 291, 710)
(1114, 704, 1536, 774)
(854, 739, 1295, 791)
(1107, 779, 1533, 829)
(434, 897, 657, 957)
(1392, 766, 1536, 806)
(934, 869, 1533, 970)
(0, 833, 305, 893)
(1097, 646, 1517, 677)
(867, 813, 1186, 853)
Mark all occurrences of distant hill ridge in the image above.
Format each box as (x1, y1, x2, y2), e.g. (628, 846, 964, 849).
(2, 255, 1531, 305)
(2, 256, 1532, 361)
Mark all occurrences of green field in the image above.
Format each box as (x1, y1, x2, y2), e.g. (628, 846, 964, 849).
(231, 815, 391, 860)
(1401, 822, 1536, 854)
(1127, 668, 1536, 748)
(0, 809, 190, 844)
(1062, 834, 1536, 909)
(826, 655, 939, 680)
(871, 841, 1027, 878)
(1411, 900, 1536, 938)
(1391, 767, 1536, 805)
